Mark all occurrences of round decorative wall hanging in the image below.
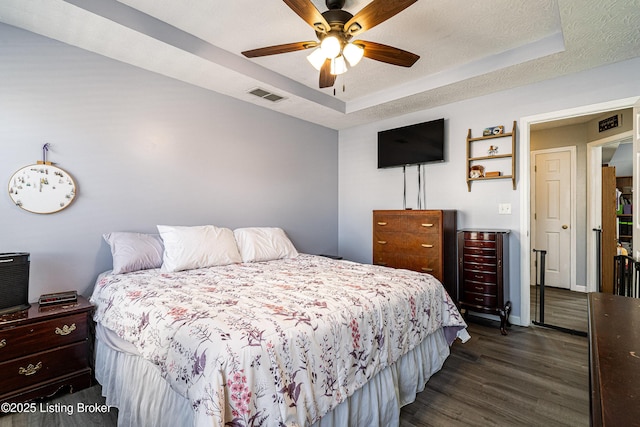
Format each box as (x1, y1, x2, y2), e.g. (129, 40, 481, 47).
(7, 144, 77, 214)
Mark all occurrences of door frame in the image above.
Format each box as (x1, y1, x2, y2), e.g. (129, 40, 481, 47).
(519, 96, 640, 326)
(586, 131, 633, 291)
(530, 147, 578, 291)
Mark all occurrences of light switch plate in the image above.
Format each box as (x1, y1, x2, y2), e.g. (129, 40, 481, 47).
(498, 203, 512, 214)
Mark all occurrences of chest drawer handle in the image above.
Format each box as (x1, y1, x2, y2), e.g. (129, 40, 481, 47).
(0, 338, 6, 349)
(377, 222, 387, 226)
(55, 323, 76, 336)
(19, 361, 42, 376)
(421, 223, 434, 227)
(377, 240, 387, 245)
(421, 244, 434, 248)
(475, 297, 484, 302)
(421, 267, 434, 272)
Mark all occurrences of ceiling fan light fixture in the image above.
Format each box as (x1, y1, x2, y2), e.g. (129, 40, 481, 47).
(330, 55, 348, 75)
(307, 48, 326, 71)
(320, 35, 341, 59)
(343, 42, 364, 66)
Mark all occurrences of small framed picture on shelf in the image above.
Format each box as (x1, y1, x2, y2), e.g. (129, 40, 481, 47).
(483, 125, 504, 136)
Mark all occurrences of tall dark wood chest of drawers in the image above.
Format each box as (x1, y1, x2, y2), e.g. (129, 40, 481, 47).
(373, 210, 457, 300)
(457, 229, 511, 334)
(0, 296, 93, 404)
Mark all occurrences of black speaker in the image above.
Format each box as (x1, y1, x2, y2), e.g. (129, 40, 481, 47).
(0, 252, 31, 315)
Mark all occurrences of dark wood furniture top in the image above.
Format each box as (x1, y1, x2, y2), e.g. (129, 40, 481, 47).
(588, 293, 640, 426)
(0, 295, 93, 405)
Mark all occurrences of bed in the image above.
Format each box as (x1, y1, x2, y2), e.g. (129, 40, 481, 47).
(91, 226, 469, 427)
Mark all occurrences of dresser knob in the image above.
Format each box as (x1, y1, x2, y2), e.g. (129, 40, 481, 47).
(421, 223, 434, 227)
(0, 338, 6, 349)
(475, 297, 484, 302)
(377, 240, 387, 245)
(421, 267, 434, 272)
(377, 222, 387, 226)
(18, 361, 42, 376)
(421, 244, 434, 248)
(55, 323, 76, 336)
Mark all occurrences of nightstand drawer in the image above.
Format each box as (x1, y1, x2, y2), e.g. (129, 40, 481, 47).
(0, 313, 88, 363)
(0, 341, 88, 395)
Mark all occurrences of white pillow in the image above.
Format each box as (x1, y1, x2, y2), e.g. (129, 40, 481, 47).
(233, 227, 299, 263)
(103, 232, 164, 274)
(157, 225, 242, 272)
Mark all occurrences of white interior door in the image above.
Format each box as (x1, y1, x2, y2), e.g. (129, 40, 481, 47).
(533, 149, 574, 289)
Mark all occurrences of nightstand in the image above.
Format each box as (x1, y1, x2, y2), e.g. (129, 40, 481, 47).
(0, 295, 94, 405)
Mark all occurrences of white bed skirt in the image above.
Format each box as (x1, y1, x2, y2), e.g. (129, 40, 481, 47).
(95, 327, 451, 427)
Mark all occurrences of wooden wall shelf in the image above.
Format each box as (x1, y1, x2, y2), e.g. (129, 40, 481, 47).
(466, 121, 517, 191)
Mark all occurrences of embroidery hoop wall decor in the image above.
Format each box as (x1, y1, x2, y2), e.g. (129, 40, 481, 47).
(8, 144, 77, 214)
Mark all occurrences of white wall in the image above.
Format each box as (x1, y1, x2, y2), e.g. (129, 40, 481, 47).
(338, 57, 640, 323)
(0, 24, 339, 301)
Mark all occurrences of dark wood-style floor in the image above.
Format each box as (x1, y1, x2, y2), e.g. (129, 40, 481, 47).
(1, 312, 589, 427)
(530, 285, 589, 333)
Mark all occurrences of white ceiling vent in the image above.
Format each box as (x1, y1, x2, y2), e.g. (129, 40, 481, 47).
(248, 88, 286, 103)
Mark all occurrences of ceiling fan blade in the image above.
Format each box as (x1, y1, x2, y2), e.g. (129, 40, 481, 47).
(357, 40, 419, 67)
(242, 41, 318, 58)
(283, 0, 331, 33)
(344, 0, 417, 37)
(319, 59, 336, 88)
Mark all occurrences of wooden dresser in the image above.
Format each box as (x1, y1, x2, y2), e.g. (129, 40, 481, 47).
(588, 293, 640, 426)
(372, 210, 457, 299)
(457, 229, 511, 334)
(0, 296, 93, 404)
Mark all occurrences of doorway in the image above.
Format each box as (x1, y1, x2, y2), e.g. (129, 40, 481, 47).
(519, 96, 640, 327)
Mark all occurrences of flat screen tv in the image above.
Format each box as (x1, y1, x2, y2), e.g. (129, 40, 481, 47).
(377, 118, 445, 168)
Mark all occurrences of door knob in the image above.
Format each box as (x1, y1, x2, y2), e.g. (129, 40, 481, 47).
(562, 224, 569, 229)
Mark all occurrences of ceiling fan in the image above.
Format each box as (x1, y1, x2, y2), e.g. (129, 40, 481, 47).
(241, 0, 420, 89)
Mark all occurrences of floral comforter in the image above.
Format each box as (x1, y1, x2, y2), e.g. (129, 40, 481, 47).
(91, 254, 467, 427)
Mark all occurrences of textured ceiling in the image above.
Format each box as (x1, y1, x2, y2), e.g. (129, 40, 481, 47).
(1, 0, 639, 130)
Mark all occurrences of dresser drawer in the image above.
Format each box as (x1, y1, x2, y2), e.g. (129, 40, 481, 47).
(462, 246, 496, 256)
(463, 261, 497, 273)
(373, 214, 441, 234)
(463, 270, 497, 284)
(0, 341, 88, 395)
(373, 253, 442, 279)
(463, 253, 496, 265)
(463, 292, 497, 307)
(464, 232, 496, 241)
(464, 281, 497, 295)
(0, 313, 88, 363)
(464, 239, 496, 249)
(374, 232, 440, 254)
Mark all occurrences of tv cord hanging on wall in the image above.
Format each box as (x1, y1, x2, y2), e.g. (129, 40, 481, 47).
(402, 165, 407, 210)
(417, 164, 422, 210)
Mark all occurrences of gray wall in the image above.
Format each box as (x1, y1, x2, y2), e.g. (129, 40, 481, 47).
(0, 24, 339, 301)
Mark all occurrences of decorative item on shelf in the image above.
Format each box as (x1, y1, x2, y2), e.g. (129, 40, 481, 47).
(8, 143, 77, 214)
(485, 171, 502, 178)
(483, 125, 504, 136)
(488, 145, 499, 156)
(469, 165, 485, 178)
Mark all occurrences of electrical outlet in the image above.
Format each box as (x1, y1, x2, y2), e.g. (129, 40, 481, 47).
(498, 203, 512, 215)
